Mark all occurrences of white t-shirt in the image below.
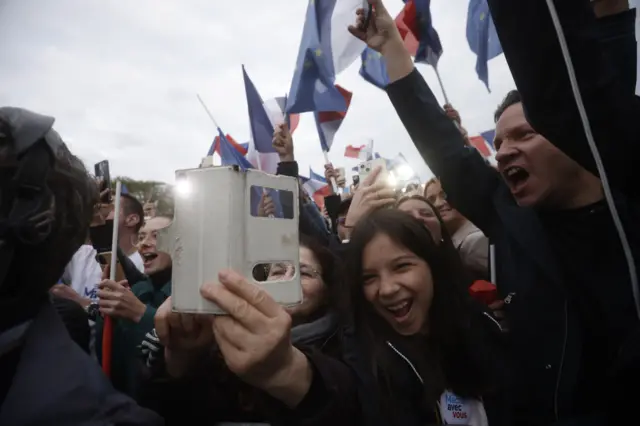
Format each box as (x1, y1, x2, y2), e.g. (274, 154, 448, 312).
(62, 244, 102, 300)
(438, 391, 488, 425)
(128, 251, 145, 273)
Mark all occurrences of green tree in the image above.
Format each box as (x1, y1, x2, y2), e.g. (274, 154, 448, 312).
(114, 177, 174, 218)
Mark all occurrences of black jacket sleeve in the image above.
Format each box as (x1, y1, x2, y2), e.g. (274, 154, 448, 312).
(486, 0, 639, 197)
(386, 70, 503, 235)
(277, 161, 339, 246)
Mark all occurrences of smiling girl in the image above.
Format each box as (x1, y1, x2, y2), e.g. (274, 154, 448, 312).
(343, 209, 506, 425)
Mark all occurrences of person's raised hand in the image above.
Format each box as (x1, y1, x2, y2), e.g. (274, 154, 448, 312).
(257, 193, 275, 217)
(272, 123, 294, 162)
(348, 0, 402, 53)
(444, 104, 461, 126)
(201, 269, 312, 407)
(97, 279, 147, 322)
(155, 297, 214, 377)
(323, 163, 338, 195)
(344, 166, 396, 228)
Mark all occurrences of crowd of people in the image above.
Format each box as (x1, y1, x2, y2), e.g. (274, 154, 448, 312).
(1, 0, 640, 425)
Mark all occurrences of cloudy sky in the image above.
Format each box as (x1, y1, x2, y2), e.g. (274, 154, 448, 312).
(0, 0, 516, 184)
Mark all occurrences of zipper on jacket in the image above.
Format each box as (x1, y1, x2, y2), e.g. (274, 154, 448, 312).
(554, 301, 568, 420)
(386, 341, 424, 384)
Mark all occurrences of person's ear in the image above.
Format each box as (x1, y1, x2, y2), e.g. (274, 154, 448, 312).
(126, 214, 140, 228)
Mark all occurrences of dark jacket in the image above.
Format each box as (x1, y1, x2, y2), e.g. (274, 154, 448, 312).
(277, 161, 341, 248)
(342, 307, 506, 426)
(97, 276, 171, 397)
(385, 5, 640, 424)
(0, 302, 162, 426)
(138, 313, 359, 425)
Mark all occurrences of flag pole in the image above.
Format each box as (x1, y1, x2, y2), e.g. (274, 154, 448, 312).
(322, 151, 339, 194)
(196, 94, 220, 129)
(431, 66, 465, 133)
(432, 65, 450, 105)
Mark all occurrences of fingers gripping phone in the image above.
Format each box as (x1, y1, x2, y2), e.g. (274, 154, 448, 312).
(358, 158, 388, 185)
(94, 160, 112, 203)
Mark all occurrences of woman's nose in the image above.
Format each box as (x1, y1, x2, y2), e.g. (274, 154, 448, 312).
(378, 276, 400, 298)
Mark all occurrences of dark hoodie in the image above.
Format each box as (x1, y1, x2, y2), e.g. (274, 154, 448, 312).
(137, 312, 344, 425)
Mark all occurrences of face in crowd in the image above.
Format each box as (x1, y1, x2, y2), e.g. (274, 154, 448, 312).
(138, 216, 172, 275)
(361, 231, 434, 335)
(267, 244, 327, 320)
(494, 96, 599, 209)
(396, 196, 442, 244)
(423, 180, 465, 232)
(348, 209, 468, 339)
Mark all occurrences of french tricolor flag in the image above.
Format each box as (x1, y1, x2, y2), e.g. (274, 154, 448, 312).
(469, 135, 493, 157)
(315, 85, 353, 152)
(301, 168, 331, 208)
(246, 96, 301, 175)
(209, 133, 248, 156)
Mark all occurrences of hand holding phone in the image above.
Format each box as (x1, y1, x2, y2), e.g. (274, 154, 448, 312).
(94, 160, 112, 203)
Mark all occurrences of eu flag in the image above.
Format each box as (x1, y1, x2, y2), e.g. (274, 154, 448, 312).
(466, 0, 502, 91)
(286, 0, 360, 114)
(242, 66, 276, 154)
(413, 0, 443, 67)
(359, 47, 389, 90)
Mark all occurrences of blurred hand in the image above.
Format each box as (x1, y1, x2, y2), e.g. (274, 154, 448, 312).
(488, 300, 509, 332)
(155, 297, 214, 377)
(201, 270, 312, 407)
(444, 104, 461, 126)
(97, 279, 147, 322)
(50, 284, 89, 308)
(345, 166, 396, 228)
(348, 0, 403, 54)
(272, 123, 294, 162)
(323, 163, 338, 195)
(257, 193, 276, 217)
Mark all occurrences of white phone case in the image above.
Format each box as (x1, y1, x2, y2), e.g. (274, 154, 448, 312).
(167, 166, 301, 314)
(357, 158, 388, 184)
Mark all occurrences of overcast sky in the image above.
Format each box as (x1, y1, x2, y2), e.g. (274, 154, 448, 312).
(0, 0, 516, 183)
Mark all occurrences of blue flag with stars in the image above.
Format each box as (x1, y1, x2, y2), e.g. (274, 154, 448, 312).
(466, 0, 502, 91)
(359, 47, 389, 90)
(285, 0, 351, 114)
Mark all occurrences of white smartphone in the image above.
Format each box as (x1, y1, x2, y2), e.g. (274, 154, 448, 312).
(358, 158, 388, 185)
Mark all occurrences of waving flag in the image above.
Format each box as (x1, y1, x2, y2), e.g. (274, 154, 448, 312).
(242, 66, 276, 154)
(359, 47, 389, 90)
(247, 95, 302, 175)
(286, 0, 365, 114)
(413, 0, 443, 67)
(300, 173, 331, 209)
(309, 167, 327, 184)
(480, 129, 496, 150)
(396, 0, 420, 56)
(469, 135, 493, 157)
(344, 144, 366, 159)
(315, 85, 353, 152)
(217, 128, 283, 217)
(209, 133, 248, 157)
(467, 0, 502, 90)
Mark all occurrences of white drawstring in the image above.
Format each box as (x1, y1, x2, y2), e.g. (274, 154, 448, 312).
(545, 0, 640, 319)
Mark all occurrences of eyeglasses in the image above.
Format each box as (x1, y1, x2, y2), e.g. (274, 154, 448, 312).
(268, 263, 321, 280)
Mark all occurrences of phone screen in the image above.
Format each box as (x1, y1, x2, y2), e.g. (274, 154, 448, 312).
(94, 160, 111, 203)
(90, 219, 114, 254)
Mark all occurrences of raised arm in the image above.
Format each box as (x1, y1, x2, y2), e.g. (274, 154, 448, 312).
(487, 0, 640, 196)
(348, 0, 503, 233)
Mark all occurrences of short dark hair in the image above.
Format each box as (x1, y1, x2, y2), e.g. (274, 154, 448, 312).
(494, 90, 521, 123)
(121, 193, 144, 233)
